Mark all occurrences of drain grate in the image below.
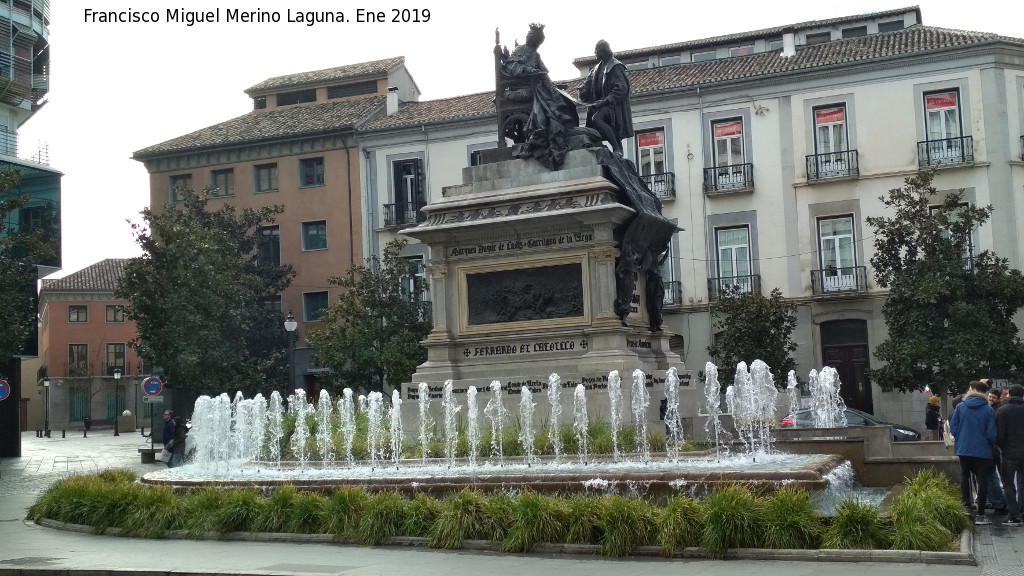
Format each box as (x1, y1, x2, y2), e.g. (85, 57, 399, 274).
(0, 557, 62, 566)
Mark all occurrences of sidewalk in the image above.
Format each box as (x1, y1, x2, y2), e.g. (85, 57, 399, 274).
(0, 431, 1013, 576)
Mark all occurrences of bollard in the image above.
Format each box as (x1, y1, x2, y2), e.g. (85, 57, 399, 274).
(61, 429, 65, 438)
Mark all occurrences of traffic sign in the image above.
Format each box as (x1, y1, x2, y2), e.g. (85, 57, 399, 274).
(0, 379, 9, 402)
(142, 395, 164, 404)
(142, 376, 163, 396)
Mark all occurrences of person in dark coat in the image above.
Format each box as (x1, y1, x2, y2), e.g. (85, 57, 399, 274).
(579, 40, 633, 155)
(950, 380, 998, 524)
(997, 384, 1024, 526)
(925, 396, 941, 441)
(167, 416, 188, 468)
(162, 410, 174, 446)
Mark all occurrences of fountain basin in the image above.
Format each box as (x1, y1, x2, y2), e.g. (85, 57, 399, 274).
(141, 452, 845, 496)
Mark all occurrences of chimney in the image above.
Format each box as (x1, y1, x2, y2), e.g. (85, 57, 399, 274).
(387, 86, 399, 115)
(781, 27, 796, 58)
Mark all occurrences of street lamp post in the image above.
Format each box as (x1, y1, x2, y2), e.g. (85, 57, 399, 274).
(43, 377, 50, 438)
(284, 311, 297, 395)
(113, 369, 121, 436)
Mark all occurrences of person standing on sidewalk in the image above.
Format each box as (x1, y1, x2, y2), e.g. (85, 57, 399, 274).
(950, 380, 999, 525)
(925, 396, 942, 441)
(997, 384, 1024, 526)
(986, 386, 1009, 516)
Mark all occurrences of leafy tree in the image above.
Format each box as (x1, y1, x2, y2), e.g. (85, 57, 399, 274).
(866, 170, 1024, 400)
(307, 238, 431, 394)
(116, 188, 295, 397)
(706, 287, 798, 388)
(0, 169, 59, 372)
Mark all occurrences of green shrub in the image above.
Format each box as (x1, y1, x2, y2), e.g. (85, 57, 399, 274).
(212, 488, 264, 535)
(762, 488, 821, 549)
(701, 485, 765, 557)
(565, 495, 605, 544)
(119, 483, 181, 538)
(889, 488, 959, 551)
(357, 491, 408, 545)
(900, 470, 970, 535)
(822, 498, 891, 549)
(503, 492, 567, 552)
(405, 493, 444, 537)
(658, 495, 704, 556)
(287, 491, 327, 533)
(180, 486, 229, 538)
(96, 468, 138, 484)
(429, 489, 488, 549)
(600, 496, 657, 557)
(322, 487, 368, 540)
(253, 485, 298, 533)
(484, 491, 515, 541)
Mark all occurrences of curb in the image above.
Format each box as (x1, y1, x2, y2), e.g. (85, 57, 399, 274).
(31, 519, 975, 566)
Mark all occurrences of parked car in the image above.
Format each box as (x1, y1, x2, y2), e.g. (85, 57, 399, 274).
(780, 408, 922, 441)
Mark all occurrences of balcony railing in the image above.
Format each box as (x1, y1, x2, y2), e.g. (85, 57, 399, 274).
(707, 274, 761, 302)
(703, 163, 754, 194)
(383, 202, 426, 228)
(917, 136, 974, 167)
(640, 172, 675, 199)
(663, 281, 683, 306)
(806, 150, 859, 181)
(810, 266, 868, 295)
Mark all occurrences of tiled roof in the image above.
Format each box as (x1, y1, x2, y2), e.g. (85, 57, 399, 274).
(133, 96, 385, 158)
(42, 258, 127, 293)
(360, 26, 1022, 132)
(245, 57, 404, 95)
(573, 6, 922, 66)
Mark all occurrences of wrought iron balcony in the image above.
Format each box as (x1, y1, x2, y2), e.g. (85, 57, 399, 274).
(663, 281, 683, 306)
(383, 202, 426, 228)
(707, 274, 761, 302)
(806, 150, 859, 181)
(810, 266, 868, 296)
(640, 172, 675, 199)
(703, 163, 754, 194)
(917, 136, 974, 167)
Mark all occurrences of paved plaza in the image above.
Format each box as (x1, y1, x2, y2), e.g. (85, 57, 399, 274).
(1, 430, 1022, 576)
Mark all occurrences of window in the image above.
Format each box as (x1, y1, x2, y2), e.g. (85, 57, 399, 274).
(931, 204, 975, 269)
(401, 257, 427, 302)
(922, 90, 966, 164)
(68, 305, 87, 323)
(841, 26, 867, 38)
(716, 227, 752, 293)
(105, 343, 126, 375)
(68, 343, 88, 376)
(811, 105, 850, 178)
(169, 173, 193, 202)
(691, 50, 715, 62)
(878, 20, 904, 33)
(276, 89, 316, 106)
(254, 163, 278, 193)
(625, 61, 649, 71)
(712, 119, 746, 187)
(327, 81, 377, 99)
(635, 129, 669, 195)
(260, 295, 282, 313)
(300, 157, 325, 187)
(818, 216, 857, 291)
(392, 159, 425, 224)
(210, 168, 235, 197)
(253, 97, 267, 110)
(257, 226, 281, 266)
(105, 305, 125, 323)
(767, 38, 784, 52)
(301, 220, 327, 251)
(303, 291, 329, 322)
(658, 55, 681, 67)
(729, 45, 753, 57)
(805, 32, 831, 45)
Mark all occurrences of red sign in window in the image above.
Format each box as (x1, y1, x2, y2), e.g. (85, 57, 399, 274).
(714, 122, 742, 138)
(815, 107, 845, 125)
(926, 92, 958, 110)
(637, 131, 665, 148)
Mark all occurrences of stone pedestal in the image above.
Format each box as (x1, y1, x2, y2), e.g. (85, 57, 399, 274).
(402, 149, 695, 428)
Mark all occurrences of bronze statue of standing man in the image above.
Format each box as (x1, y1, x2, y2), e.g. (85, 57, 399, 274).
(579, 40, 634, 155)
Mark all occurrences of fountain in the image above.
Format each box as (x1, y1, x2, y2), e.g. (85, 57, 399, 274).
(145, 364, 853, 497)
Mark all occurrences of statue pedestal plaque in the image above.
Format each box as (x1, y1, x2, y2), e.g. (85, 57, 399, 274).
(402, 149, 694, 427)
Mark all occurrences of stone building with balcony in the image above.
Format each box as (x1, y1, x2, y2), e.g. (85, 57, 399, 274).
(133, 57, 420, 393)
(36, 259, 142, 432)
(356, 6, 1024, 428)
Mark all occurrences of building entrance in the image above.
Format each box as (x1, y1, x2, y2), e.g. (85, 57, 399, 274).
(820, 319, 873, 413)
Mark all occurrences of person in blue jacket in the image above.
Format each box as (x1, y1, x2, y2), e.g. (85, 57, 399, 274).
(950, 380, 999, 525)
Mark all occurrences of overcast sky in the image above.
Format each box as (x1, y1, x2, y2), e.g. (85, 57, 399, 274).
(21, 0, 1019, 277)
